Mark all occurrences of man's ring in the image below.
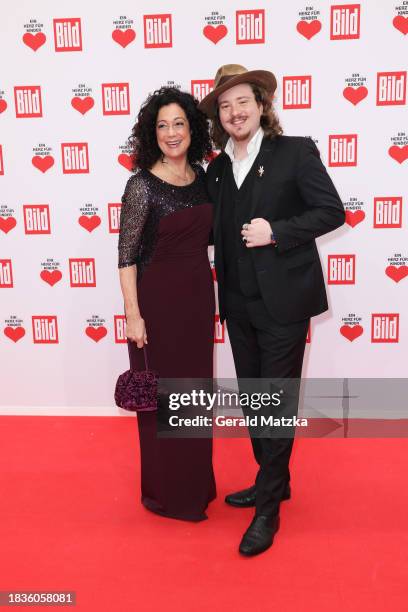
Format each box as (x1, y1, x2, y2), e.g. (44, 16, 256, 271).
(243, 223, 249, 230)
(242, 236, 247, 243)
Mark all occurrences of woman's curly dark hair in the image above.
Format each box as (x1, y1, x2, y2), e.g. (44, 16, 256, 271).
(128, 87, 212, 171)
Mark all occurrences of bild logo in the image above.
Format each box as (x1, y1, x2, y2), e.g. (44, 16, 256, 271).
(114, 315, 127, 343)
(328, 254, 355, 284)
(23, 205, 50, 234)
(191, 80, 214, 102)
(214, 315, 225, 343)
(143, 14, 172, 48)
(236, 9, 265, 44)
(102, 83, 130, 115)
(61, 142, 89, 173)
(330, 4, 360, 40)
(374, 197, 402, 228)
(329, 134, 357, 166)
(14, 86, 42, 118)
(108, 203, 122, 233)
(32, 315, 59, 344)
(0, 259, 13, 288)
(283, 76, 311, 109)
(371, 314, 399, 343)
(53, 18, 82, 52)
(376, 71, 407, 106)
(69, 258, 96, 287)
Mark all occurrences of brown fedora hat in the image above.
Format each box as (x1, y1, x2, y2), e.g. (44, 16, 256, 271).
(198, 64, 277, 118)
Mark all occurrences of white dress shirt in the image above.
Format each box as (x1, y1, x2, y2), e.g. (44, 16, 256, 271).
(224, 127, 264, 189)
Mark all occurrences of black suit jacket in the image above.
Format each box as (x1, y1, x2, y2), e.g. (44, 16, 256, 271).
(206, 135, 345, 324)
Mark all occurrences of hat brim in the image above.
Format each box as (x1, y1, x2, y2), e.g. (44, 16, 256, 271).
(198, 70, 277, 118)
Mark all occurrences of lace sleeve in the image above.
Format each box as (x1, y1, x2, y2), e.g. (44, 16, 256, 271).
(118, 173, 150, 268)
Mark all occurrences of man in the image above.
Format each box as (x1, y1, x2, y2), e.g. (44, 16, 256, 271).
(199, 65, 345, 556)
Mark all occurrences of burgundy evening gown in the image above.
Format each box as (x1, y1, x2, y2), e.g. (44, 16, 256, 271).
(118, 165, 216, 521)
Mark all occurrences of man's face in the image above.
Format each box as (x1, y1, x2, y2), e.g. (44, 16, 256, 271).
(217, 83, 263, 143)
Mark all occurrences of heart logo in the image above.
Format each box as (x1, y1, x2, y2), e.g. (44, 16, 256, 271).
(22, 32, 46, 51)
(32, 155, 54, 173)
(345, 209, 365, 227)
(385, 265, 408, 283)
(0, 99, 7, 114)
(86, 326, 107, 342)
(393, 16, 408, 35)
(340, 324, 363, 342)
(78, 215, 101, 232)
(203, 25, 228, 44)
(388, 145, 408, 164)
(4, 326, 26, 342)
(343, 86, 368, 105)
(112, 28, 136, 47)
(71, 96, 95, 115)
(118, 154, 133, 171)
(40, 269, 62, 286)
(0, 216, 17, 234)
(296, 20, 322, 39)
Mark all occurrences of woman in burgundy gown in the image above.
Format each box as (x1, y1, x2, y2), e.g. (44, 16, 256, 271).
(117, 87, 216, 521)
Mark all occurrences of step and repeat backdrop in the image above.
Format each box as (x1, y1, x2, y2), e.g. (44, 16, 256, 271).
(1, 1, 407, 413)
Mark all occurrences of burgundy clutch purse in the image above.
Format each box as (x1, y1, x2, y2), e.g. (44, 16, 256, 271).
(114, 347, 158, 412)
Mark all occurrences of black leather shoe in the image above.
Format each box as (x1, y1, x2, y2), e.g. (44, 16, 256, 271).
(239, 514, 280, 556)
(225, 483, 291, 507)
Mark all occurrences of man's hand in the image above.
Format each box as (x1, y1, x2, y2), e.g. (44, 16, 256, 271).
(241, 218, 275, 248)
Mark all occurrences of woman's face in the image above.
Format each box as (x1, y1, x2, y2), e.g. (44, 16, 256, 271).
(155, 103, 191, 160)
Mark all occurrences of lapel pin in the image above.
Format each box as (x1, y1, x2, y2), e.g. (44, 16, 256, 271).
(216, 177, 219, 182)
(257, 165, 264, 178)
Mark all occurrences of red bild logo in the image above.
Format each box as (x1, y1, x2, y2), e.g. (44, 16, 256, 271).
(371, 314, 399, 343)
(102, 83, 130, 115)
(61, 143, 89, 173)
(23, 205, 50, 234)
(143, 14, 172, 48)
(69, 258, 96, 287)
(53, 18, 82, 51)
(373, 197, 402, 228)
(14, 86, 42, 118)
(328, 254, 356, 284)
(236, 9, 265, 44)
(283, 76, 312, 109)
(329, 134, 357, 166)
(376, 71, 406, 106)
(330, 4, 360, 39)
(32, 315, 59, 343)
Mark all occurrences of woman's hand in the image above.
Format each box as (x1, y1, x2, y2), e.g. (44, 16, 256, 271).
(125, 315, 147, 348)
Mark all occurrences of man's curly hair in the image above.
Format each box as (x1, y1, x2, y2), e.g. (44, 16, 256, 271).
(128, 87, 212, 171)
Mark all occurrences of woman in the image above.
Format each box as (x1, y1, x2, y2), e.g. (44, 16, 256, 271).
(117, 87, 216, 521)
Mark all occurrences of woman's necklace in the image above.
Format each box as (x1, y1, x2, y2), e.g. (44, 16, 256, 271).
(161, 158, 193, 183)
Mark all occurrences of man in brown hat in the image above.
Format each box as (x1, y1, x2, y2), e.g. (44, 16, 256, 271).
(199, 65, 345, 556)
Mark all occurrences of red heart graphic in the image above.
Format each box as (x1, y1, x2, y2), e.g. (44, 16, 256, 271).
(118, 154, 133, 171)
(385, 265, 408, 283)
(388, 145, 408, 164)
(71, 96, 94, 115)
(112, 28, 136, 47)
(22, 32, 46, 51)
(0, 216, 17, 234)
(32, 155, 54, 173)
(296, 20, 322, 39)
(393, 16, 408, 35)
(40, 269, 62, 286)
(4, 326, 26, 342)
(0, 99, 7, 114)
(345, 209, 365, 227)
(86, 326, 107, 342)
(343, 86, 368, 105)
(78, 215, 101, 232)
(203, 25, 228, 44)
(340, 325, 363, 342)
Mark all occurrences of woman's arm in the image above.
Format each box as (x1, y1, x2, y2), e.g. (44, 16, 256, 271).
(118, 174, 150, 347)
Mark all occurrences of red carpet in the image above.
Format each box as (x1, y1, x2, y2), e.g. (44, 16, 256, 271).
(0, 416, 407, 611)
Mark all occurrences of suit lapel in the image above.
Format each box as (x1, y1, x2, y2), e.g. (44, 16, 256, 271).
(248, 137, 278, 219)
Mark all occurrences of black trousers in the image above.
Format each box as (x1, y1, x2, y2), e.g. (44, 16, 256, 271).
(225, 291, 309, 518)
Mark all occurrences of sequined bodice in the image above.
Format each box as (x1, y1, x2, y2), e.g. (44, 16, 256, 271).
(118, 164, 210, 276)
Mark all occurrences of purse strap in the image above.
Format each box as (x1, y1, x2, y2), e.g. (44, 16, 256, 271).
(142, 345, 149, 371)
